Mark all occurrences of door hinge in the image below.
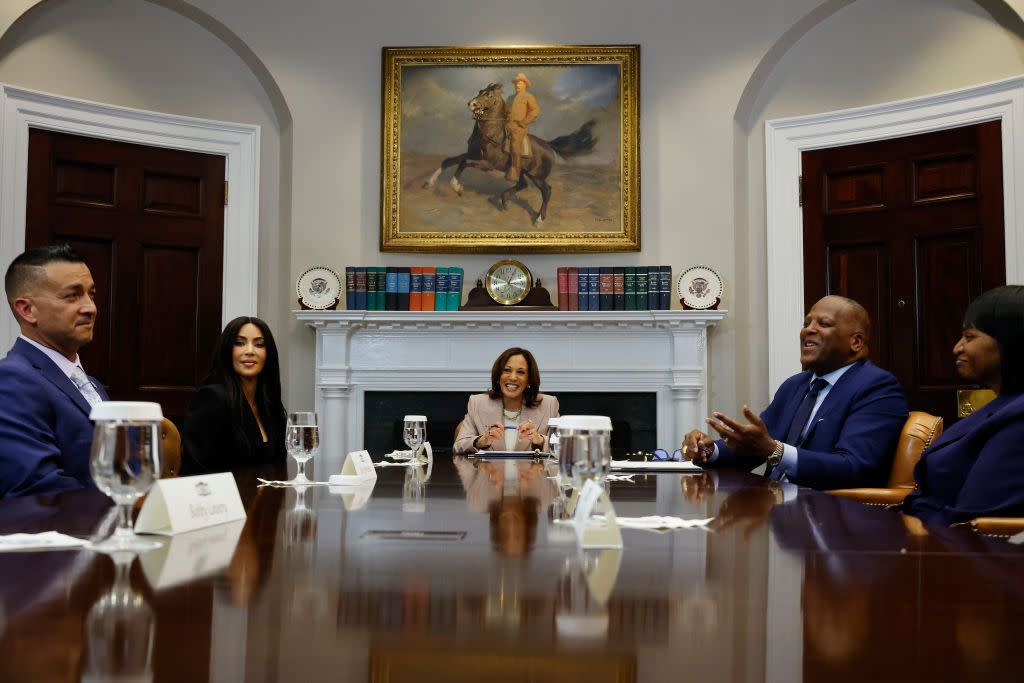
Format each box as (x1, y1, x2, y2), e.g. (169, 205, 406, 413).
(798, 175, 803, 207)
(224, 181, 229, 206)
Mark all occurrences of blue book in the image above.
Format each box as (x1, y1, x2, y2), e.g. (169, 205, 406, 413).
(345, 266, 356, 310)
(385, 267, 398, 311)
(397, 267, 411, 310)
(577, 267, 589, 311)
(354, 267, 368, 310)
(659, 266, 671, 310)
(435, 267, 450, 311)
(587, 267, 600, 311)
(645, 266, 658, 310)
(448, 267, 464, 310)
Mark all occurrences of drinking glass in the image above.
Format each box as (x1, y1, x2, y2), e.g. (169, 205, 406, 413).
(286, 411, 319, 484)
(88, 402, 163, 554)
(557, 415, 613, 487)
(401, 415, 427, 460)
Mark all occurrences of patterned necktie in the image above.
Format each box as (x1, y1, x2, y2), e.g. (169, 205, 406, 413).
(70, 367, 103, 407)
(767, 377, 828, 480)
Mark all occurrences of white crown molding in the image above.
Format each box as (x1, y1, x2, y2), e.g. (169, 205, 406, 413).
(765, 76, 1024, 397)
(0, 83, 260, 349)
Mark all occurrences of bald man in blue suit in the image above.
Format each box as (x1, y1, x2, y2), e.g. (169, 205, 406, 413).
(684, 296, 908, 490)
(0, 245, 108, 498)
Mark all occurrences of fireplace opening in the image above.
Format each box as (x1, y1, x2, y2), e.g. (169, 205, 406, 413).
(364, 391, 657, 458)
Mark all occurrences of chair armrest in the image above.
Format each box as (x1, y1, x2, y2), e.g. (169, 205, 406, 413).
(827, 487, 910, 505)
(969, 517, 1024, 537)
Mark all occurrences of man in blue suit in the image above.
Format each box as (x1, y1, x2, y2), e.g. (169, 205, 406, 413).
(683, 295, 908, 490)
(0, 244, 108, 497)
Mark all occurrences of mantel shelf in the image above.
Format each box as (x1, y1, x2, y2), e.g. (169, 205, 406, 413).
(295, 309, 727, 328)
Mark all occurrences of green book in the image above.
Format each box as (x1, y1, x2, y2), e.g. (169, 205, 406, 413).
(434, 267, 449, 311)
(635, 267, 649, 311)
(372, 266, 386, 310)
(624, 267, 637, 310)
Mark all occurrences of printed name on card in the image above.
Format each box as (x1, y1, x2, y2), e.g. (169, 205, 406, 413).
(135, 472, 246, 536)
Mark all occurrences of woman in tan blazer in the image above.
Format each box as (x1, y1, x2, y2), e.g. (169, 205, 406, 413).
(453, 347, 560, 454)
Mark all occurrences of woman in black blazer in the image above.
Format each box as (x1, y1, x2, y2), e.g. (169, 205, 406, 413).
(182, 316, 287, 475)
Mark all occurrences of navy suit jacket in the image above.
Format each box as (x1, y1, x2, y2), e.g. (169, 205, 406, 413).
(710, 360, 908, 490)
(0, 338, 109, 497)
(903, 392, 1024, 526)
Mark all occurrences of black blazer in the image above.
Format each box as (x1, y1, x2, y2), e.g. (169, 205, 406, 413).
(181, 384, 286, 475)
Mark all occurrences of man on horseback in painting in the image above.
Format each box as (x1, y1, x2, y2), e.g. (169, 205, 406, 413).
(505, 73, 540, 182)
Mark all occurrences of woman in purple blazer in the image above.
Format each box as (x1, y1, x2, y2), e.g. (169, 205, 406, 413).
(904, 286, 1024, 526)
(453, 347, 559, 454)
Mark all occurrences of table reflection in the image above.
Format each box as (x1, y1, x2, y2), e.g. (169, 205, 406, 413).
(2, 460, 1023, 682)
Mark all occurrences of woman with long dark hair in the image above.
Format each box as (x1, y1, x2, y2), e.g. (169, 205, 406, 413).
(182, 316, 287, 475)
(453, 347, 559, 454)
(903, 286, 1024, 525)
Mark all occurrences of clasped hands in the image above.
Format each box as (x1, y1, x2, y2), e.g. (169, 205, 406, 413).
(682, 406, 776, 464)
(476, 419, 544, 449)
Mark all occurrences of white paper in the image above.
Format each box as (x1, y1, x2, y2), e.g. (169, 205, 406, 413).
(135, 472, 246, 536)
(573, 480, 623, 549)
(138, 519, 244, 589)
(603, 515, 715, 532)
(329, 450, 378, 486)
(610, 459, 701, 472)
(1010, 529, 1024, 545)
(0, 531, 90, 551)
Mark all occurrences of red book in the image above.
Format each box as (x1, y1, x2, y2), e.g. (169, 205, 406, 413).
(557, 267, 569, 310)
(409, 267, 424, 311)
(567, 267, 579, 311)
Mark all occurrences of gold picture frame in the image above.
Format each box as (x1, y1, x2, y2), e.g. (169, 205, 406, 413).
(381, 45, 640, 253)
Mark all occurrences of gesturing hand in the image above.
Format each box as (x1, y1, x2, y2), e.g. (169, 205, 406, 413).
(517, 419, 544, 447)
(705, 406, 776, 460)
(478, 424, 505, 449)
(681, 429, 715, 464)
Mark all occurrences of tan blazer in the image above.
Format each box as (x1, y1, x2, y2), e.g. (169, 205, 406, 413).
(453, 393, 560, 454)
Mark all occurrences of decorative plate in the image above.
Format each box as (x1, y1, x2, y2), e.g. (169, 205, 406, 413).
(677, 265, 723, 310)
(296, 266, 342, 310)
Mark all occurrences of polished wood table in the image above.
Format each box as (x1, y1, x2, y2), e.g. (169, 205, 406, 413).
(1, 458, 1023, 682)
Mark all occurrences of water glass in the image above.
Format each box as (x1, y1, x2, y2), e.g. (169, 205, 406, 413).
(547, 417, 562, 461)
(88, 402, 163, 554)
(403, 414, 427, 456)
(557, 415, 613, 487)
(286, 411, 319, 484)
(81, 552, 155, 682)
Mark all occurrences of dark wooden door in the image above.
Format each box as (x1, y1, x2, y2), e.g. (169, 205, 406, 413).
(802, 122, 1005, 423)
(26, 129, 226, 421)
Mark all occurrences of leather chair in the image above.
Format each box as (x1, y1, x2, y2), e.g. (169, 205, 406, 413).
(967, 517, 1024, 538)
(160, 417, 182, 478)
(828, 411, 943, 505)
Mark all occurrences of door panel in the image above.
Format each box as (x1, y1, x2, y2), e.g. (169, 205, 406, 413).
(802, 121, 1004, 423)
(26, 129, 225, 421)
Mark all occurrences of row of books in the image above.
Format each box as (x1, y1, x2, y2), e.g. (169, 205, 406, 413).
(557, 266, 672, 311)
(345, 267, 465, 310)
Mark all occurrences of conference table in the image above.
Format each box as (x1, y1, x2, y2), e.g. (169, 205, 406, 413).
(1, 457, 1022, 682)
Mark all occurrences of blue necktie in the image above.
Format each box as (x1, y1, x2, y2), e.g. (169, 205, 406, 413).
(784, 377, 829, 447)
(767, 378, 828, 481)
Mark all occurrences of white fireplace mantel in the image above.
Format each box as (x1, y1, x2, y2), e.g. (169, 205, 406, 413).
(296, 310, 726, 471)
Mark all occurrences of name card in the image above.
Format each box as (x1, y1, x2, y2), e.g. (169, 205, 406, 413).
(138, 519, 245, 590)
(328, 450, 378, 486)
(135, 473, 246, 536)
(574, 479, 623, 549)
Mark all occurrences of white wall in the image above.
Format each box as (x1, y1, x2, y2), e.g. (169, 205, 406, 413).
(0, 0, 1022, 424)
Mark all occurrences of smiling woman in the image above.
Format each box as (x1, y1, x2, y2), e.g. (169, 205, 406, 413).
(452, 347, 560, 454)
(904, 286, 1024, 525)
(181, 316, 287, 475)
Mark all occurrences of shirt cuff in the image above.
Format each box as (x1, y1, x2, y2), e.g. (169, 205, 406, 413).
(778, 443, 798, 477)
(707, 443, 721, 463)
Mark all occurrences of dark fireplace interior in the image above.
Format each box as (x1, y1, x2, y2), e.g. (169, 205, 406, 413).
(364, 391, 657, 458)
